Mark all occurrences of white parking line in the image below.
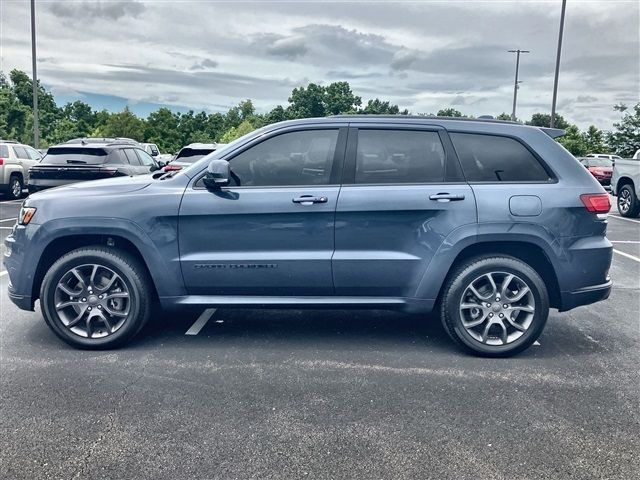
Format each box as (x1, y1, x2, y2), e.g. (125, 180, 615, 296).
(0, 270, 8, 277)
(609, 215, 640, 224)
(533, 341, 541, 346)
(0, 218, 17, 223)
(610, 241, 640, 244)
(185, 308, 216, 335)
(613, 249, 640, 263)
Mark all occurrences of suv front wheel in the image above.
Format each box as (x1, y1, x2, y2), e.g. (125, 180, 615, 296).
(40, 246, 152, 349)
(440, 255, 549, 357)
(617, 184, 640, 217)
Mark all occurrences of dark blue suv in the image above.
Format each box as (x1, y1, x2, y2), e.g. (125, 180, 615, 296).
(4, 116, 613, 356)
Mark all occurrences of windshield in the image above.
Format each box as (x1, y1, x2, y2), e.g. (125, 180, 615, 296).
(42, 147, 108, 165)
(175, 148, 214, 164)
(588, 158, 613, 167)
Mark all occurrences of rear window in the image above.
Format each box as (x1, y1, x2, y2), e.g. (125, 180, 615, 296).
(450, 133, 552, 182)
(175, 148, 214, 163)
(43, 147, 108, 165)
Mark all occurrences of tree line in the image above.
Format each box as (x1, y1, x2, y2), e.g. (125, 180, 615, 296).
(1, 69, 638, 156)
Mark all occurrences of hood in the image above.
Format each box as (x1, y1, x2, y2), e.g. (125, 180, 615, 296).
(28, 175, 153, 201)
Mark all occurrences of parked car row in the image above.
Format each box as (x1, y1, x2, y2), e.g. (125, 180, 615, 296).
(0, 137, 225, 199)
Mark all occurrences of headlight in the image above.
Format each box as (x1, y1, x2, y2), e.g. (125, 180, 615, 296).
(18, 206, 36, 225)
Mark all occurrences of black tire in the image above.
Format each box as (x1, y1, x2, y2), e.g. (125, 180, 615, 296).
(40, 246, 152, 349)
(440, 255, 549, 357)
(7, 175, 23, 200)
(617, 184, 640, 218)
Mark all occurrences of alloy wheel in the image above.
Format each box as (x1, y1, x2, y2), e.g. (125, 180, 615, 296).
(459, 271, 535, 346)
(618, 189, 631, 214)
(11, 178, 21, 198)
(54, 264, 131, 339)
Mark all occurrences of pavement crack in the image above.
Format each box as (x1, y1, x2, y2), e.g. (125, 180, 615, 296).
(71, 364, 147, 479)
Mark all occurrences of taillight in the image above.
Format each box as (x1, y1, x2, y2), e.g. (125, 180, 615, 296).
(0, 158, 4, 166)
(99, 167, 118, 176)
(580, 193, 611, 213)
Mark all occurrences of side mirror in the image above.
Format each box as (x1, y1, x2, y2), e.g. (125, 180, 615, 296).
(203, 159, 230, 189)
(156, 160, 166, 168)
(150, 164, 160, 172)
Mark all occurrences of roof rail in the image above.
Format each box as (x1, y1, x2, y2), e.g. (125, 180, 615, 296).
(329, 114, 520, 125)
(0, 139, 19, 143)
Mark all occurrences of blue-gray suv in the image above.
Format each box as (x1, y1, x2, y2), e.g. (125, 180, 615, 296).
(4, 116, 613, 356)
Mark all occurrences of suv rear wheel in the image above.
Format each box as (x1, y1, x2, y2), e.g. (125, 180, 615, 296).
(617, 184, 640, 217)
(7, 175, 23, 200)
(40, 247, 152, 349)
(440, 255, 549, 357)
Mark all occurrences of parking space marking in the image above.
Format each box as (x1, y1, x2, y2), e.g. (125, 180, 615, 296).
(611, 241, 640, 244)
(533, 341, 541, 346)
(185, 308, 216, 335)
(609, 215, 640, 224)
(0, 270, 7, 277)
(0, 218, 17, 223)
(613, 249, 640, 263)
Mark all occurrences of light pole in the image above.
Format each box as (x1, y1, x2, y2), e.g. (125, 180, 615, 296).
(30, 0, 39, 148)
(551, 0, 567, 128)
(508, 49, 529, 122)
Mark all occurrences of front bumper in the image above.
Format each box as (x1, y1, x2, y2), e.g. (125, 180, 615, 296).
(3, 224, 39, 311)
(559, 278, 612, 312)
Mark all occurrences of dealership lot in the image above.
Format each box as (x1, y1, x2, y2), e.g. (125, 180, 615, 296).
(1, 197, 638, 479)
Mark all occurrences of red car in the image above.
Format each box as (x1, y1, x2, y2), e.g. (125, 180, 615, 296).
(579, 157, 613, 186)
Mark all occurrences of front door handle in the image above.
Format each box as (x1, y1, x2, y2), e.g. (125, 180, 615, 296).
(292, 195, 328, 205)
(429, 192, 465, 202)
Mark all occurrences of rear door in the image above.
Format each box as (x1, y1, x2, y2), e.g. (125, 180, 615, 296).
(333, 124, 476, 297)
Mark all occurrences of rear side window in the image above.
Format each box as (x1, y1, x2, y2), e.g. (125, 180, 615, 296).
(175, 148, 214, 163)
(12, 146, 30, 159)
(450, 133, 552, 182)
(123, 149, 141, 165)
(0, 145, 9, 158)
(42, 147, 108, 165)
(355, 130, 445, 184)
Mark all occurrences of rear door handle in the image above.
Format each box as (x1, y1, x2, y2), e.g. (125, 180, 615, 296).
(292, 195, 328, 205)
(429, 193, 465, 202)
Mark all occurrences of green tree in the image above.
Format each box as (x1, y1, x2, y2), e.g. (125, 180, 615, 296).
(264, 105, 290, 124)
(219, 120, 256, 143)
(360, 99, 407, 115)
(527, 113, 570, 130)
(323, 81, 362, 115)
(558, 125, 587, 156)
(436, 108, 463, 117)
(288, 83, 326, 118)
(145, 107, 181, 152)
(496, 112, 512, 121)
(94, 107, 144, 140)
(606, 103, 640, 157)
(582, 125, 606, 154)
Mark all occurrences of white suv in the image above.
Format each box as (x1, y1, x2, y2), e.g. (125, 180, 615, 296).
(0, 140, 43, 199)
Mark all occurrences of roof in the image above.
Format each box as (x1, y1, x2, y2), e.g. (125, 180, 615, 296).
(49, 141, 140, 149)
(182, 143, 221, 149)
(64, 137, 139, 145)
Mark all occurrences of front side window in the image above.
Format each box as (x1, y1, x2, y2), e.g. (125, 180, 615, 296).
(25, 146, 41, 160)
(355, 129, 446, 184)
(450, 133, 552, 182)
(229, 129, 339, 186)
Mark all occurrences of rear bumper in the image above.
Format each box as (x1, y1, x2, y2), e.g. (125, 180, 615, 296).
(559, 278, 612, 312)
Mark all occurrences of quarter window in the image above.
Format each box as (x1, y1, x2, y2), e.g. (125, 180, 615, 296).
(450, 133, 552, 182)
(355, 130, 446, 184)
(229, 129, 339, 186)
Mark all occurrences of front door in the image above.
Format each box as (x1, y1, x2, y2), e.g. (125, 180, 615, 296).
(179, 126, 347, 296)
(333, 125, 476, 297)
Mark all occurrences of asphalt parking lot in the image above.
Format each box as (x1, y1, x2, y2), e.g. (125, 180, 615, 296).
(1, 195, 639, 480)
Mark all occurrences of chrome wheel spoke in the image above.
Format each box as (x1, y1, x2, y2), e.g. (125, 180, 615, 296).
(459, 270, 536, 346)
(53, 263, 131, 339)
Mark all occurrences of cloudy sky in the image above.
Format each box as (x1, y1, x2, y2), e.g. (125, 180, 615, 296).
(1, 0, 638, 128)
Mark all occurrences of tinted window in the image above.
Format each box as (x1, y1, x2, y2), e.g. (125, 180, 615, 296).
(450, 133, 551, 182)
(149, 144, 159, 156)
(135, 149, 156, 166)
(175, 148, 214, 163)
(355, 130, 445, 184)
(107, 150, 128, 165)
(12, 146, 30, 159)
(0, 145, 9, 158)
(24, 146, 41, 160)
(229, 130, 338, 187)
(42, 147, 108, 165)
(124, 149, 141, 165)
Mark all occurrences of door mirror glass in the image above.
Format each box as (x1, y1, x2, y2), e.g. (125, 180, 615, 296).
(203, 159, 230, 189)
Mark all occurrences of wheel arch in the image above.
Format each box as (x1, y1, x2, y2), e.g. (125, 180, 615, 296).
(616, 176, 635, 193)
